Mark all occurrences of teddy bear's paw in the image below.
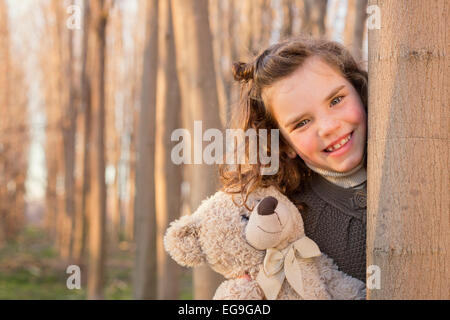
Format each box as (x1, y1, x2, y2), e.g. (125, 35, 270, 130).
(326, 273, 366, 300)
(315, 255, 365, 300)
(213, 279, 265, 300)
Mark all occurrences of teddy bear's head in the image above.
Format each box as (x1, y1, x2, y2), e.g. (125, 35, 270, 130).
(164, 185, 306, 280)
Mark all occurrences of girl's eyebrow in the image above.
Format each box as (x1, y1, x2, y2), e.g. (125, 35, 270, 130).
(323, 85, 346, 103)
(284, 84, 346, 129)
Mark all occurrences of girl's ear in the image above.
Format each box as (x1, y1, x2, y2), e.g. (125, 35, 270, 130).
(286, 147, 297, 159)
(164, 215, 206, 267)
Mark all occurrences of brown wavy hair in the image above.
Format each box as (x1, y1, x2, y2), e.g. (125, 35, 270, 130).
(219, 35, 368, 211)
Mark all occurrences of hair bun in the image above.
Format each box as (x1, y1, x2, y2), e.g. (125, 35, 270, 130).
(232, 62, 254, 82)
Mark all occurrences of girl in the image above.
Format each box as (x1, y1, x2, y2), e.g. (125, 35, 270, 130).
(220, 35, 368, 283)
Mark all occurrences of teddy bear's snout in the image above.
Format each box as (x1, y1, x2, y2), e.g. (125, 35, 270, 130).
(257, 196, 278, 216)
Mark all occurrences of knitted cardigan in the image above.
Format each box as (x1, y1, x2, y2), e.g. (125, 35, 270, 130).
(290, 171, 367, 283)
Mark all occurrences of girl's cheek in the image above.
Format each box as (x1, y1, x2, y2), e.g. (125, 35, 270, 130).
(347, 94, 367, 124)
(291, 133, 318, 162)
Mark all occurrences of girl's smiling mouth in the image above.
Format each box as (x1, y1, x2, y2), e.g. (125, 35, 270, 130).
(323, 131, 354, 155)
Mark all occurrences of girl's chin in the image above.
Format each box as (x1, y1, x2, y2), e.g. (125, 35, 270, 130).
(315, 154, 364, 173)
(332, 157, 364, 173)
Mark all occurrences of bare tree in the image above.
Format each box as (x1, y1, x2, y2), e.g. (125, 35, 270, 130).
(302, 0, 328, 37)
(280, 0, 296, 39)
(133, 0, 158, 300)
(171, 0, 224, 300)
(352, 0, 368, 63)
(0, 0, 28, 243)
(105, 6, 123, 246)
(73, 0, 92, 265)
(86, 0, 112, 300)
(154, 0, 183, 299)
(61, 0, 77, 261)
(344, 0, 368, 63)
(39, 0, 66, 245)
(367, 0, 449, 299)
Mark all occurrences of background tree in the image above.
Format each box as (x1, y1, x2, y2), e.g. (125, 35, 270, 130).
(60, 0, 77, 261)
(302, 0, 328, 37)
(344, 0, 368, 62)
(0, 0, 28, 244)
(155, 0, 183, 300)
(133, 0, 158, 300)
(86, 0, 112, 300)
(171, 0, 224, 299)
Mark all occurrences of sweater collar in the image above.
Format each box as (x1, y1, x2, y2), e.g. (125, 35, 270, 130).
(304, 153, 367, 189)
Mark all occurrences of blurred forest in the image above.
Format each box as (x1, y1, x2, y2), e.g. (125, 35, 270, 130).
(0, 0, 369, 299)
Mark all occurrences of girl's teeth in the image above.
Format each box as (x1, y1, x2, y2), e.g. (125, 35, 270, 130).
(333, 143, 342, 149)
(326, 133, 351, 152)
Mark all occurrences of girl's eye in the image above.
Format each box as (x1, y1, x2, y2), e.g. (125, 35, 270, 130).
(293, 96, 344, 131)
(294, 119, 309, 129)
(330, 96, 344, 106)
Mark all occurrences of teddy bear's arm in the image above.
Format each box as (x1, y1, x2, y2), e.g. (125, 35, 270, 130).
(316, 255, 366, 300)
(213, 279, 265, 300)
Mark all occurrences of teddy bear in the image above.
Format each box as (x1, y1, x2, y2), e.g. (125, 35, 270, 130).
(164, 185, 366, 300)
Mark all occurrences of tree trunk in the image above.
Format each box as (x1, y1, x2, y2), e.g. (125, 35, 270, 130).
(367, 0, 449, 299)
(344, 0, 368, 63)
(87, 0, 109, 300)
(344, 0, 356, 46)
(133, 0, 158, 300)
(0, 0, 28, 242)
(302, 0, 328, 37)
(208, 0, 229, 127)
(154, 0, 183, 299)
(61, 2, 77, 261)
(73, 0, 91, 265)
(171, 0, 224, 300)
(41, 1, 65, 243)
(280, 0, 295, 39)
(105, 8, 123, 247)
(0, 0, 10, 244)
(126, 114, 136, 242)
(352, 0, 368, 63)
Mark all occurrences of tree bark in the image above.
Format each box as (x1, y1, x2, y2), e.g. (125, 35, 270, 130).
(61, 0, 77, 261)
(73, 0, 91, 265)
(280, 0, 295, 39)
(171, 0, 224, 300)
(367, 0, 449, 299)
(302, 0, 328, 37)
(352, 0, 368, 63)
(344, 0, 368, 63)
(0, 0, 10, 243)
(155, 0, 183, 299)
(0, 0, 28, 242)
(87, 0, 110, 300)
(133, 0, 158, 300)
(344, 0, 356, 46)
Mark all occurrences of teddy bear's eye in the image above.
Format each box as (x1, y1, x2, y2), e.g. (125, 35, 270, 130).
(240, 214, 249, 222)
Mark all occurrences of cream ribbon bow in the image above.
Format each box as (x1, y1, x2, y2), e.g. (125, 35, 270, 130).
(256, 236, 321, 300)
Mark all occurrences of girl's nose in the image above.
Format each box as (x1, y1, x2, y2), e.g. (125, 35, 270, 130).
(318, 118, 341, 138)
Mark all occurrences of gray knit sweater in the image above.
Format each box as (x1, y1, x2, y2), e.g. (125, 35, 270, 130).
(290, 171, 367, 282)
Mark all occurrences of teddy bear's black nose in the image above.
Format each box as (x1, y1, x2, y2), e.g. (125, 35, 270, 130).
(257, 196, 278, 215)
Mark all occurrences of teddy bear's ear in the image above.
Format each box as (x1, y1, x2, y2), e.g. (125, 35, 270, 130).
(164, 215, 206, 267)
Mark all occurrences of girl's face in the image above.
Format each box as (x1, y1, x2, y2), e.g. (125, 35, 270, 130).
(264, 56, 367, 173)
